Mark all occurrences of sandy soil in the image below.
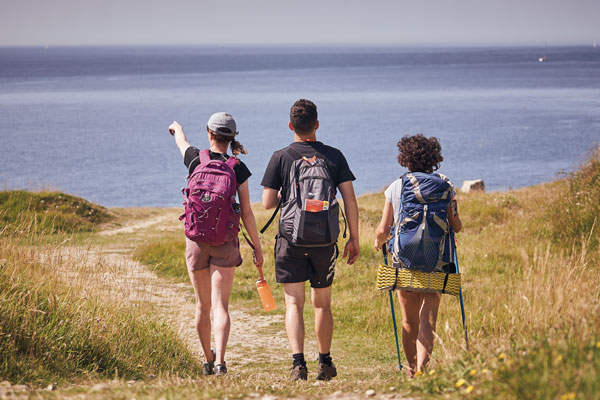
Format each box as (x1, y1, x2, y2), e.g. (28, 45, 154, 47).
(54, 212, 294, 367)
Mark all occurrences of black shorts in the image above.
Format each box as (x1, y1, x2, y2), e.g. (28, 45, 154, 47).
(274, 235, 338, 288)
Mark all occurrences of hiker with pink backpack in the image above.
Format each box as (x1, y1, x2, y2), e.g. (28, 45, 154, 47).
(169, 113, 264, 376)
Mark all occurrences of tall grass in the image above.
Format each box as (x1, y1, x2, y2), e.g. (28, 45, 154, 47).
(550, 146, 600, 250)
(131, 148, 600, 398)
(0, 196, 200, 385)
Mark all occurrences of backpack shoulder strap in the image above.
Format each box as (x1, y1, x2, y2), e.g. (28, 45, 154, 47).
(284, 145, 303, 161)
(199, 149, 211, 164)
(225, 155, 238, 170)
(316, 142, 333, 160)
(405, 172, 426, 203)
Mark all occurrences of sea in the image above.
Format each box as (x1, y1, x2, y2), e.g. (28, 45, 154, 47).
(1, 45, 599, 207)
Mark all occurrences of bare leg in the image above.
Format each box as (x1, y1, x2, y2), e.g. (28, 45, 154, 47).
(283, 282, 306, 354)
(210, 265, 236, 364)
(187, 267, 213, 363)
(397, 290, 423, 375)
(311, 286, 333, 354)
(416, 293, 441, 371)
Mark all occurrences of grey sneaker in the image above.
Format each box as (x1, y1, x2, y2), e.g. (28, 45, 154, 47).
(316, 362, 337, 381)
(215, 362, 228, 377)
(203, 348, 215, 376)
(290, 364, 308, 381)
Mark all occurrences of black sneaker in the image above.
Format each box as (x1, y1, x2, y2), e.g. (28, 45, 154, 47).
(203, 349, 215, 376)
(316, 362, 337, 381)
(291, 364, 308, 381)
(215, 362, 228, 377)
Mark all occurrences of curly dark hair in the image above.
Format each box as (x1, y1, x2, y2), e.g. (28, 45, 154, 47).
(397, 134, 443, 173)
(290, 99, 318, 134)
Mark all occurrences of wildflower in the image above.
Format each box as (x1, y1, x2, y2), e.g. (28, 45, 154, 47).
(559, 393, 576, 400)
(498, 353, 506, 361)
(465, 385, 474, 394)
(428, 369, 436, 376)
(596, 341, 600, 349)
(137, 364, 143, 368)
(554, 355, 563, 364)
(455, 378, 467, 388)
(482, 369, 491, 374)
(469, 369, 477, 376)
(415, 370, 423, 377)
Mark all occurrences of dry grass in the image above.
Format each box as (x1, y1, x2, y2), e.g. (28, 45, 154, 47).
(0, 210, 201, 385)
(2, 148, 599, 398)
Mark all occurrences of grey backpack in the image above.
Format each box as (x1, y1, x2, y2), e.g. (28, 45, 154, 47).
(261, 145, 344, 247)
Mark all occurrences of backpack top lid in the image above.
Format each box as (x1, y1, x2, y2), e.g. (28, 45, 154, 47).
(402, 172, 453, 204)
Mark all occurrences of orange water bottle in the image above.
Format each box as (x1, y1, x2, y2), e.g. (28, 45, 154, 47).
(256, 267, 276, 312)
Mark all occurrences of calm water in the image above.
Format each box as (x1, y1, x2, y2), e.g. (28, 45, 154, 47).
(1, 45, 599, 206)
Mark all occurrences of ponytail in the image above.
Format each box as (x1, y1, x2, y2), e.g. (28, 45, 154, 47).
(210, 130, 248, 156)
(230, 139, 247, 156)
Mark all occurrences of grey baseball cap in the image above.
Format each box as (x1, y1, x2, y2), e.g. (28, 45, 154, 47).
(207, 112, 238, 137)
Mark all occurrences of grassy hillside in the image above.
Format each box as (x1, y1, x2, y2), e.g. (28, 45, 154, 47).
(133, 148, 600, 399)
(0, 190, 112, 236)
(0, 192, 201, 385)
(1, 148, 597, 398)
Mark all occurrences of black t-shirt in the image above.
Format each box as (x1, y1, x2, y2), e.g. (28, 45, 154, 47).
(184, 146, 251, 185)
(261, 141, 355, 196)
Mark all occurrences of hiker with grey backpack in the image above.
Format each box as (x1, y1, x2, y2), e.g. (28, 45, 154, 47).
(375, 134, 462, 377)
(261, 99, 360, 381)
(169, 113, 264, 377)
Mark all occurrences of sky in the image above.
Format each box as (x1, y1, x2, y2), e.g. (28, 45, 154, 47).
(0, 0, 599, 46)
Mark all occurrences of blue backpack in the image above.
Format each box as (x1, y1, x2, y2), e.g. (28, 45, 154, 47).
(388, 172, 455, 273)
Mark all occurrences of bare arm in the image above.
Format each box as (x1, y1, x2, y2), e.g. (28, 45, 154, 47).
(262, 187, 280, 210)
(338, 180, 360, 264)
(375, 201, 394, 250)
(447, 197, 462, 233)
(238, 181, 263, 268)
(168, 121, 191, 158)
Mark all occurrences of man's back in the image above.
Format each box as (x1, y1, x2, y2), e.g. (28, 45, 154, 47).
(261, 141, 355, 198)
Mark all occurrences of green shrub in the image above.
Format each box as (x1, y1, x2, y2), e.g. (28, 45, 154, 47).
(0, 190, 112, 235)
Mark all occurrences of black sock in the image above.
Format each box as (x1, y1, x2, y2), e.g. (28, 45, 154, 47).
(318, 352, 332, 366)
(292, 353, 306, 368)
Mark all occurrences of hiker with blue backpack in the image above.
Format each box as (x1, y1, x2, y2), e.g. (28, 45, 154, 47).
(374, 134, 462, 377)
(169, 113, 264, 376)
(261, 99, 360, 381)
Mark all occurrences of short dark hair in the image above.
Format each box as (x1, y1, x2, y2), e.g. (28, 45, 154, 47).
(290, 99, 318, 134)
(397, 134, 443, 173)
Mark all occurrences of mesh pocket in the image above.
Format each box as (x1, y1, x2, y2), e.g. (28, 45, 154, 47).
(297, 209, 329, 245)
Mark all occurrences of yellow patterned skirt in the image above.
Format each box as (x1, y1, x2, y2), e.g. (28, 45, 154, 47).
(376, 263, 461, 296)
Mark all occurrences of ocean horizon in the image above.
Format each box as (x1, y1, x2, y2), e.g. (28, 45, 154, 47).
(1, 45, 599, 207)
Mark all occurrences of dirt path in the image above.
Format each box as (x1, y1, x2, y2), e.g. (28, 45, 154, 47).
(59, 211, 292, 367)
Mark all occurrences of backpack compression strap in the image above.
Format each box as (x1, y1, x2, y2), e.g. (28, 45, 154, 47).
(259, 148, 297, 234)
(259, 196, 282, 234)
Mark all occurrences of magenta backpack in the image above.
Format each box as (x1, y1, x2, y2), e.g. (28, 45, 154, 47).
(179, 150, 240, 245)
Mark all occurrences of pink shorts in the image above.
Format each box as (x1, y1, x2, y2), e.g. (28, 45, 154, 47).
(185, 237, 243, 271)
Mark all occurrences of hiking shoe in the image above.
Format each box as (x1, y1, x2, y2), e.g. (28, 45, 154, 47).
(214, 362, 227, 377)
(290, 364, 308, 381)
(203, 348, 215, 375)
(316, 362, 337, 381)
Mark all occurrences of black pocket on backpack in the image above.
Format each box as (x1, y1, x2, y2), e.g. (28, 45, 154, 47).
(297, 209, 329, 245)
